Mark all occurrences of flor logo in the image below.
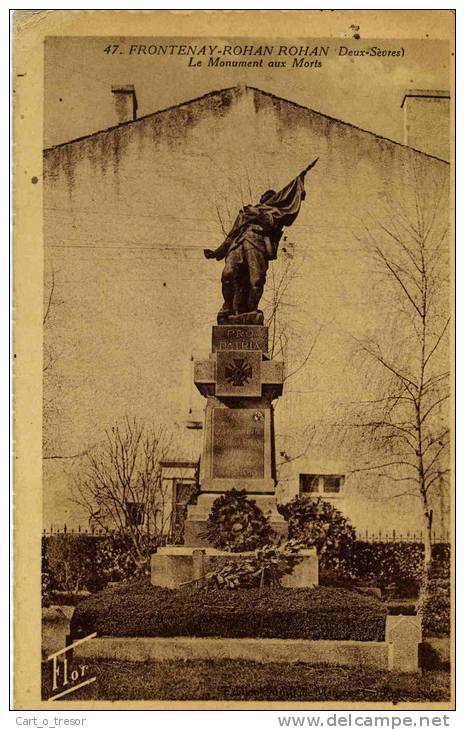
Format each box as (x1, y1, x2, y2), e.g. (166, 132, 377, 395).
(225, 358, 253, 386)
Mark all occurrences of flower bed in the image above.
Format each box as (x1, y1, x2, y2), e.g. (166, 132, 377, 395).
(71, 580, 386, 642)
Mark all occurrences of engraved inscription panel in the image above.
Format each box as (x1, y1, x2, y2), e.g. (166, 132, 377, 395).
(212, 409, 265, 479)
(212, 325, 268, 354)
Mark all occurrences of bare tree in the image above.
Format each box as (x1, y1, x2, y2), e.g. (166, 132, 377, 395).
(346, 162, 450, 570)
(72, 417, 177, 570)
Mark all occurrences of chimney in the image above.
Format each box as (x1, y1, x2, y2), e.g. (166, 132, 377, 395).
(401, 89, 450, 161)
(111, 85, 138, 124)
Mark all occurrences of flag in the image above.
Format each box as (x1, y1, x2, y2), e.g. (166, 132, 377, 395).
(260, 157, 318, 229)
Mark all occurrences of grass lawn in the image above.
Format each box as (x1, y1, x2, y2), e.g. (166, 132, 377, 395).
(42, 659, 450, 703)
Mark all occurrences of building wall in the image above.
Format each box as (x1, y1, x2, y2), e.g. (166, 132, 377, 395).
(404, 95, 450, 161)
(43, 85, 450, 534)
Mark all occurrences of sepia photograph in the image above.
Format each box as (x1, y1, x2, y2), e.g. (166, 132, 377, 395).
(13, 9, 454, 711)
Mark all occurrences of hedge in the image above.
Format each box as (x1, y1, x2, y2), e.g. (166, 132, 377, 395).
(43, 534, 451, 600)
(71, 581, 387, 641)
(417, 557, 451, 638)
(42, 533, 166, 597)
(351, 542, 450, 597)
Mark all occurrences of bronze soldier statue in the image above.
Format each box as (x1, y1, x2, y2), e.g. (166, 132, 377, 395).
(204, 158, 318, 324)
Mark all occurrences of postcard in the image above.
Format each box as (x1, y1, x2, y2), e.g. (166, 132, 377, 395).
(13, 9, 454, 710)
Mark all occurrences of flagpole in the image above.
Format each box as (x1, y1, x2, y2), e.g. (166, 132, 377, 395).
(301, 157, 319, 177)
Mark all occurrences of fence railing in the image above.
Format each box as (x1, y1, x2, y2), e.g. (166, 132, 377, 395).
(43, 525, 116, 536)
(43, 524, 451, 543)
(355, 529, 450, 543)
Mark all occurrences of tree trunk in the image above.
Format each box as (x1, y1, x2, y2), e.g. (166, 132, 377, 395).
(422, 503, 433, 569)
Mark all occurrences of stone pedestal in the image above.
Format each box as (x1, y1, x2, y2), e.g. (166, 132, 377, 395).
(386, 615, 422, 673)
(151, 546, 318, 589)
(184, 324, 287, 544)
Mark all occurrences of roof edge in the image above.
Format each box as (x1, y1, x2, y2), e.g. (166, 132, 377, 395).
(44, 83, 450, 164)
(43, 85, 240, 153)
(245, 85, 450, 164)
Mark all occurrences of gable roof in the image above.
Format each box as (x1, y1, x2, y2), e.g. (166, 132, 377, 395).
(43, 84, 449, 164)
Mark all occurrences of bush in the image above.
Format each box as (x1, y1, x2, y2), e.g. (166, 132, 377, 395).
(352, 542, 450, 598)
(71, 581, 387, 641)
(417, 563, 451, 638)
(42, 571, 51, 608)
(202, 489, 275, 551)
(43, 532, 167, 595)
(279, 497, 356, 574)
(45, 534, 100, 593)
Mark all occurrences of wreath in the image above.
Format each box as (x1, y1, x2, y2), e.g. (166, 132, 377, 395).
(202, 489, 275, 552)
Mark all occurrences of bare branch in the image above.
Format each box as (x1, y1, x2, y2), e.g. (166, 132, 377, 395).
(348, 460, 419, 476)
(374, 246, 422, 317)
(424, 317, 450, 369)
(420, 394, 450, 425)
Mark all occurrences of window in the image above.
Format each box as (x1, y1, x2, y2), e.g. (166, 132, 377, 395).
(323, 475, 343, 494)
(299, 473, 345, 496)
(299, 474, 320, 494)
(125, 501, 145, 526)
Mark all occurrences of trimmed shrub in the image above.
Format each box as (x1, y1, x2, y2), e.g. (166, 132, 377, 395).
(279, 497, 356, 574)
(202, 489, 275, 551)
(42, 571, 51, 608)
(71, 581, 387, 641)
(46, 534, 101, 593)
(43, 532, 166, 595)
(352, 542, 450, 597)
(417, 561, 451, 638)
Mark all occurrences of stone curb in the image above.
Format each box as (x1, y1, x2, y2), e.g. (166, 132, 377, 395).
(75, 636, 389, 669)
(73, 616, 421, 673)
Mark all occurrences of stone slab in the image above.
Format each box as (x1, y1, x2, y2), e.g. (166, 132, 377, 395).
(420, 638, 451, 669)
(151, 546, 314, 588)
(386, 615, 422, 673)
(281, 551, 319, 588)
(150, 553, 196, 589)
(42, 607, 73, 660)
(75, 636, 389, 670)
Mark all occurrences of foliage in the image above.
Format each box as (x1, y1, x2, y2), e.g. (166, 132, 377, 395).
(279, 497, 356, 573)
(351, 541, 450, 598)
(202, 489, 275, 552)
(46, 534, 101, 593)
(417, 561, 450, 637)
(205, 540, 303, 589)
(71, 581, 387, 642)
(43, 532, 167, 595)
(41, 571, 51, 608)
